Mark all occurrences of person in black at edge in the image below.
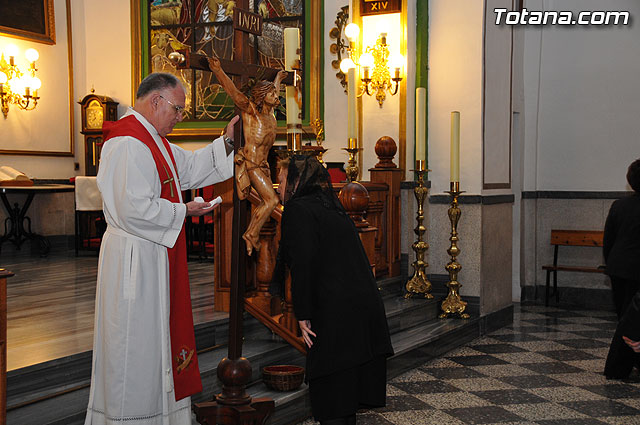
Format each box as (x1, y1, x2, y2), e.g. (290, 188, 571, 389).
(616, 290, 640, 354)
(272, 155, 394, 425)
(603, 158, 640, 379)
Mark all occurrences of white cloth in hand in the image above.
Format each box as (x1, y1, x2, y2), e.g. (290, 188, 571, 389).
(194, 195, 222, 208)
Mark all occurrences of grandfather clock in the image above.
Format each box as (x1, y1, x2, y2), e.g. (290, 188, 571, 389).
(79, 92, 118, 176)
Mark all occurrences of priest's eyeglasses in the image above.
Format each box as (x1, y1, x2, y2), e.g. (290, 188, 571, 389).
(159, 95, 185, 115)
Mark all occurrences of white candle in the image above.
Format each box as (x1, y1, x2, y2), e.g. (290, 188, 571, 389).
(285, 85, 302, 130)
(284, 28, 300, 71)
(284, 27, 301, 136)
(347, 67, 357, 140)
(415, 88, 426, 161)
(450, 111, 460, 182)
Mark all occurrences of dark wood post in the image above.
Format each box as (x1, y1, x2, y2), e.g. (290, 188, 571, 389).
(188, 3, 280, 423)
(369, 136, 403, 277)
(0, 268, 14, 425)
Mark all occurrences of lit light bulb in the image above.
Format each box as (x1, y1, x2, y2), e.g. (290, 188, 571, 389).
(389, 53, 405, 70)
(339, 58, 356, 74)
(31, 76, 42, 90)
(0, 73, 7, 84)
(389, 53, 404, 80)
(359, 53, 374, 81)
(10, 77, 23, 94)
(344, 23, 360, 41)
(360, 52, 374, 69)
(5, 44, 19, 58)
(21, 76, 32, 90)
(378, 20, 390, 37)
(25, 48, 39, 62)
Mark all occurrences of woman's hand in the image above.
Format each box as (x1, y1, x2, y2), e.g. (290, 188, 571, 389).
(298, 320, 317, 348)
(623, 336, 640, 353)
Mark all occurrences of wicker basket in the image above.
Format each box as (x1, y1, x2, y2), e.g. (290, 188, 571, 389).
(262, 365, 305, 391)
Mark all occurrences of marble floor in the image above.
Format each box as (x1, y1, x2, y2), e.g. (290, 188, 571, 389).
(299, 305, 640, 425)
(1, 246, 225, 371)
(4, 246, 638, 424)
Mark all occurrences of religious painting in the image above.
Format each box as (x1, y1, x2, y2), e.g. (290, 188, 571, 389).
(0, 0, 74, 156)
(132, 0, 321, 138)
(0, 0, 56, 45)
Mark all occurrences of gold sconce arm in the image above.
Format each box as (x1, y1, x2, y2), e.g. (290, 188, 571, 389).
(0, 47, 42, 118)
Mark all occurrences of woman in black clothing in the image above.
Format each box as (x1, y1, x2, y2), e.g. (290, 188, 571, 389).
(603, 158, 640, 378)
(274, 155, 394, 424)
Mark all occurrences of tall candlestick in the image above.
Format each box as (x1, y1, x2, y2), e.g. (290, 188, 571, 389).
(415, 88, 426, 161)
(284, 27, 301, 151)
(347, 67, 357, 140)
(283, 28, 300, 71)
(450, 111, 460, 182)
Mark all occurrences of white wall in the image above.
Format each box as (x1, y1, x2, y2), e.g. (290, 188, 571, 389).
(428, 0, 484, 195)
(323, 1, 415, 180)
(0, 0, 75, 178)
(322, 0, 351, 169)
(71, 0, 132, 174)
(524, 0, 640, 192)
(0, 0, 132, 179)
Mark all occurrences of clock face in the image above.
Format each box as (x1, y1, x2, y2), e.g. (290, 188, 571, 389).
(86, 100, 104, 130)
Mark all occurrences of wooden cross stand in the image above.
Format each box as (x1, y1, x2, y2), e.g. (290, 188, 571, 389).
(170, 5, 293, 424)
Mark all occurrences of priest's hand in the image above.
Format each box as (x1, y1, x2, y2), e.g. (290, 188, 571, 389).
(222, 115, 240, 156)
(186, 200, 218, 216)
(298, 320, 316, 348)
(623, 336, 640, 353)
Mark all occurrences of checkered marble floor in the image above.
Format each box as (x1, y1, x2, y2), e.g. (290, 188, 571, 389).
(298, 304, 640, 424)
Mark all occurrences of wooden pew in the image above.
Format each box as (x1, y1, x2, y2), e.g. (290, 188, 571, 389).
(542, 229, 604, 306)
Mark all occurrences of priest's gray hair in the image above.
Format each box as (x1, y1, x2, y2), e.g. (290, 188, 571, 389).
(136, 73, 183, 99)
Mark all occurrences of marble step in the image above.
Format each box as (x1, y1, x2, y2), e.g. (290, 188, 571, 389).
(247, 304, 514, 425)
(5, 310, 268, 410)
(6, 285, 475, 425)
(6, 335, 300, 425)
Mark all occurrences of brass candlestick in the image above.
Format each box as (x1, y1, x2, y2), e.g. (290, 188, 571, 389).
(405, 160, 433, 299)
(287, 131, 302, 155)
(439, 181, 470, 319)
(342, 141, 360, 182)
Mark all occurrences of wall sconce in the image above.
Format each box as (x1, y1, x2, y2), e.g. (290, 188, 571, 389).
(339, 23, 404, 107)
(0, 44, 42, 118)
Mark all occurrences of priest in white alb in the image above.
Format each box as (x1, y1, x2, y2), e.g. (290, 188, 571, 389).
(84, 73, 236, 425)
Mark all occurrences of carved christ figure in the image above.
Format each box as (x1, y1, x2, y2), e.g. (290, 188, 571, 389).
(208, 56, 287, 256)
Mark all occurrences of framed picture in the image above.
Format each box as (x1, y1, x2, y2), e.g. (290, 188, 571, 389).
(131, 0, 322, 140)
(0, 0, 56, 45)
(0, 0, 74, 156)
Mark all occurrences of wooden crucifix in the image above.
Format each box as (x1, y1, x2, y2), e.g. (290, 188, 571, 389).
(169, 4, 294, 424)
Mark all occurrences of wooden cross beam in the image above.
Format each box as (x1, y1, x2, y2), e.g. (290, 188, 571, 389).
(170, 50, 295, 87)
(175, 4, 283, 423)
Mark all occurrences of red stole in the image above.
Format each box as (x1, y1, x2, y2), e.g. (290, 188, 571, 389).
(103, 115, 202, 401)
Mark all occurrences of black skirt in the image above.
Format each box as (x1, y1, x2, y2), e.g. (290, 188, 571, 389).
(308, 356, 387, 421)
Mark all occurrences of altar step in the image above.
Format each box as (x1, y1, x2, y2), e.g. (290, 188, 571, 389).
(6, 277, 512, 425)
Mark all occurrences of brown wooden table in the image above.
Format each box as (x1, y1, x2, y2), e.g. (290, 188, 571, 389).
(0, 184, 74, 256)
(0, 268, 14, 425)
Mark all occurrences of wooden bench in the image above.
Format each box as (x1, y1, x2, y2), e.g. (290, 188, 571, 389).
(542, 229, 605, 306)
